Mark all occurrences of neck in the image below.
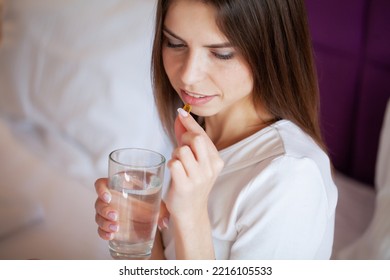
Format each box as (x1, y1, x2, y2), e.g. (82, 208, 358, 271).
(204, 101, 274, 150)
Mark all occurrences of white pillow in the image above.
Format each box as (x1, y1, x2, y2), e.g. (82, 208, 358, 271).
(0, 0, 172, 183)
(336, 99, 390, 259)
(0, 119, 45, 239)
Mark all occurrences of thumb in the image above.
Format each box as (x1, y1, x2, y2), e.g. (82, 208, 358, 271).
(175, 107, 207, 137)
(158, 200, 170, 230)
(174, 114, 187, 146)
(174, 107, 204, 146)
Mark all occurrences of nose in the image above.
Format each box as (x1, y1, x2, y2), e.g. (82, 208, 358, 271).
(180, 50, 205, 85)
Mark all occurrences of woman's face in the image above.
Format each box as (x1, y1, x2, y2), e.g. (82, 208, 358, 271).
(162, 0, 254, 118)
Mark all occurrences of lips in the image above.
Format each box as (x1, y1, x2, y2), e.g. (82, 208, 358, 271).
(181, 89, 215, 106)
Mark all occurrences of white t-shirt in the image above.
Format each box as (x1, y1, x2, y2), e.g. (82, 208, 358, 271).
(162, 120, 338, 259)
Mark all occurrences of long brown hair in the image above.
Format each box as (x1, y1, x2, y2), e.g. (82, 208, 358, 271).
(151, 0, 325, 150)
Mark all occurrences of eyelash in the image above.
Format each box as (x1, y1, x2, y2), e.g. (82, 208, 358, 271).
(166, 41, 185, 49)
(213, 52, 234, 60)
(166, 41, 234, 60)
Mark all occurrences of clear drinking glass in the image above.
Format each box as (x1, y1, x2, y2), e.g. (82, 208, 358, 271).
(108, 148, 165, 259)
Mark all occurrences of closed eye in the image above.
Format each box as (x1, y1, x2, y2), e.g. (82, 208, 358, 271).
(162, 28, 235, 60)
(212, 52, 235, 60)
(166, 41, 186, 49)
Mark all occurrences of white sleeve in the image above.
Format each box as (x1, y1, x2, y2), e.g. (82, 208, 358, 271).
(230, 156, 334, 259)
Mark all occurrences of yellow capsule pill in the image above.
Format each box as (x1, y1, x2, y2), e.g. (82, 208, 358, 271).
(183, 104, 192, 113)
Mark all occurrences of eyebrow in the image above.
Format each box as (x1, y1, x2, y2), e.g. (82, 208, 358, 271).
(162, 26, 233, 48)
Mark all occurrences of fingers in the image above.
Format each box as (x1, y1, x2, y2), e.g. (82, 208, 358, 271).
(174, 113, 187, 147)
(95, 200, 119, 240)
(174, 108, 210, 147)
(180, 132, 209, 162)
(171, 131, 214, 178)
(94, 178, 117, 220)
(98, 228, 112, 240)
(176, 108, 205, 135)
(157, 200, 170, 231)
(170, 109, 223, 184)
(168, 158, 189, 186)
(95, 178, 112, 203)
(171, 144, 198, 177)
(94, 178, 118, 240)
(96, 214, 118, 240)
(95, 198, 118, 221)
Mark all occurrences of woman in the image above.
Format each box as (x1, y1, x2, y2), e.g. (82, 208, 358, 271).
(95, 0, 338, 259)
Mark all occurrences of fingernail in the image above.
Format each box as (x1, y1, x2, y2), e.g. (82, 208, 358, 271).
(108, 211, 118, 221)
(106, 232, 113, 239)
(109, 224, 119, 232)
(177, 107, 189, 117)
(163, 217, 169, 229)
(103, 192, 111, 203)
(158, 217, 169, 231)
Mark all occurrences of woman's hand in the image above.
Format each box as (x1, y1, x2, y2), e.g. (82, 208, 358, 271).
(94, 178, 118, 240)
(94, 178, 170, 240)
(166, 108, 224, 259)
(167, 108, 224, 220)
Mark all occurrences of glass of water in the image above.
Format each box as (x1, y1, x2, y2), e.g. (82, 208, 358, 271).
(108, 148, 165, 259)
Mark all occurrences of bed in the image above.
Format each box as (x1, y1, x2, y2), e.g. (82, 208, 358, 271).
(0, 0, 389, 260)
(0, 0, 172, 259)
(306, 0, 390, 259)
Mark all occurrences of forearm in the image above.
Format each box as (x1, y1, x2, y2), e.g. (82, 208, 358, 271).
(172, 211, 215, 260)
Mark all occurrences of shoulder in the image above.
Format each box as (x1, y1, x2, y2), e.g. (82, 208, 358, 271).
(269, 120, 337, 205)
(234, 120, 338, 221)
(271, 120, 327, 159)
(247, 154, 336, 205)
(218, 119, 338, 204)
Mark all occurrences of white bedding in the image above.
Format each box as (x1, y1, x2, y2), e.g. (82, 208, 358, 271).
(333, 100, 390, 260)
(0, 118, 109, 259)
(331, 172, 376, 258)
(0, 0, 171, 183)
(0, 0, 172, 260)
(0, 0, 387, 260)
(0, 109, 158, 259)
